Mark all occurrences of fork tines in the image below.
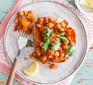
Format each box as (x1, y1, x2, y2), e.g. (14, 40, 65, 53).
(20, 30, 27, 38)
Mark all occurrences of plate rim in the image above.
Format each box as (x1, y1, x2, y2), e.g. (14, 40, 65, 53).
(4, 1, 88, 84)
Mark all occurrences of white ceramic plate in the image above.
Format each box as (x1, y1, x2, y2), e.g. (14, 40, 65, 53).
(4, 1, 88, 84)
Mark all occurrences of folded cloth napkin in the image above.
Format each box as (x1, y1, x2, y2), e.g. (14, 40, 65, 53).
(0, 0, 93, 85)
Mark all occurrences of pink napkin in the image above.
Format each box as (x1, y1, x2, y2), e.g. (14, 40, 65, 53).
(0, 0, 93, 85)
(0, 0, 22, 39)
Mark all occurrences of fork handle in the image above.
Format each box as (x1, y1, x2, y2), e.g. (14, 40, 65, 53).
(6, 58, 19, 85)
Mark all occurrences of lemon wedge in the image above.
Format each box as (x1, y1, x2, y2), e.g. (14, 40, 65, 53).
(23, 61, 39, 77)
(80, 0, 93, 8)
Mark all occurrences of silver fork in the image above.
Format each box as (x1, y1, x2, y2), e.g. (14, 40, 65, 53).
(6, 31, 28, 85)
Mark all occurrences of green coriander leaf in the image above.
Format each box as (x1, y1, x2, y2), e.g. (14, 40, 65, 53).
(67, 45, 75, 53)
(56, 32, 68, 44)
(66, 45, 75, 57)
(56, 32, 65, 38)
(42, 43, 48, 50)
(66, 52, 73, 57)
(42, 37, 51, 50)
(43, 37, 49, 42)
(26, 40, 33, 47)
(60, 37, 68, 44)
(43, 27, 54, 37)
(50, 42, 61, 51)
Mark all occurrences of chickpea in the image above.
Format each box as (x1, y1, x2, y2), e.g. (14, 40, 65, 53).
(51, 59, 55, 63)
(58, 50, 63, 53)
(38, 17, 44, 22)
(61, 22, 65, 28)
(41, 49, 46, 53)
(49, 17, 56, 23)
(67, 36, 75, 45)
(47, 61, 53, 64)
(41, 56, 47, 61)
(70, 41, 75, 45)
(54, 51, 59, 57)
(50, 64, 58, 69)
(47, 55, 52, 59)
(53, 56, 58, 61)
(59, 56, 63, 61)
(56, 23, 61, 29)
(47, 50, 54, 56)
(60, 28, 64, 32)
(33, 52, 36, 56)
(36, 23, 41, 28)
(47, 22, 54, 28)
(40, 26, 46, 31)
(42, 61, 46, 64)
(50, 34, 57, 42)
(60, 53, 64, 57)
(35, 57, 38, 60)
(18, 11, 24, 16)
(30, 54, 35, 59)
(55, 30, 59, 34)
(56, 38, 60, 42)
(63, 45, 68, 49)
(37, 52, 41, 56)
(56, 58, 61, 62)
(50, 36, 54, 42)
(35, 47, 40, 52)
(40, 42, 43, 46)
(44, 17, 49, 23)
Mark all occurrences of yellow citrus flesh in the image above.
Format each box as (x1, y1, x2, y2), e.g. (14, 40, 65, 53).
(23, 61, 39, 77)
(80, 0, 93, 8)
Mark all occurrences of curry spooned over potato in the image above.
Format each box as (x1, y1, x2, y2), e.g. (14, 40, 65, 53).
(14, 11, 76, 69)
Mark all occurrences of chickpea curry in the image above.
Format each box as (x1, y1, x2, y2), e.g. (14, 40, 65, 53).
(14, 11, 76, 70)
